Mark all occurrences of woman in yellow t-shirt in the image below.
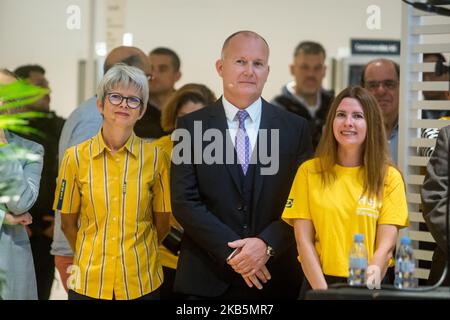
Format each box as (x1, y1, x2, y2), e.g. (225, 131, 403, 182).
(155, 83, 216, 299)
(282, 86, 408, 295)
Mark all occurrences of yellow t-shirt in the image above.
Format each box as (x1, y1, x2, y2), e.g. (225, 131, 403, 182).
(282, 158, 409, 278)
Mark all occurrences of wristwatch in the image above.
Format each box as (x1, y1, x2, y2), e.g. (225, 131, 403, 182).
(266, 245, 275, 257)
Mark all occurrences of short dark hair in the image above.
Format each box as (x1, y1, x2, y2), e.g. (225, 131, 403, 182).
(104, 54, 146, 74)
(0, 68, 19, 79)
(360, 59, 400, 86)
(161, 83, 216, 133)
(423, 53, 446, 63)
(149, 47, 181, 72)
(294, 41, 326, 58)
(14, 64, 45, 79)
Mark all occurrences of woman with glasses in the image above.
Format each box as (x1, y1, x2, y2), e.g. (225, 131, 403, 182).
(282, 86, 408, 298)
(54, 64, 171, 300)
(154, 83, 216, 299)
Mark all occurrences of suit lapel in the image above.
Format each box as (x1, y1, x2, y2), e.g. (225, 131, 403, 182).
(208, 99, 242, 193)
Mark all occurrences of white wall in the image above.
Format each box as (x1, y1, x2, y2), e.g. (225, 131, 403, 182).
(0, 0, 90, 117)
(1, 0, 402, 118)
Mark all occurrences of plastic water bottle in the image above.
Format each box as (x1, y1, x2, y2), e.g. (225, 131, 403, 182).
(348, 234, 368, 286)
(394, 236, 417, 289)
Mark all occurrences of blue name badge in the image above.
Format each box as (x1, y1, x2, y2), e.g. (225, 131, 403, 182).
(57, 179, 67, 210)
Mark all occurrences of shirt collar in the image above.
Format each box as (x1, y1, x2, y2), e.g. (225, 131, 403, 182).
(388, 122, 399, 140)
(93, 128, 139, 158)
(222, 96, 262, 123)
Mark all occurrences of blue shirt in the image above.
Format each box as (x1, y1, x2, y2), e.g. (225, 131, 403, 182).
(0, 130, 43, 300)
(388, 124, 399, 165)
(51, 96, 102, 256)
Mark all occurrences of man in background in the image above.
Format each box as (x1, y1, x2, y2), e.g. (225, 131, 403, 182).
(361, 59, 400, 164)
(272, 41, 334, 148)
(422, 53, 450, 119)
(14, 64, 65, 300)
(133, 47, 182, 138)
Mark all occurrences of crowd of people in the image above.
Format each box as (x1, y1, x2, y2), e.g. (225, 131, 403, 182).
(1, 30, 450, 300)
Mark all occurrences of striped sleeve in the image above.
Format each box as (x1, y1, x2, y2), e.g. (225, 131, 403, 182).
(152, 147, 171, 213)
(53, 147, 81, 214)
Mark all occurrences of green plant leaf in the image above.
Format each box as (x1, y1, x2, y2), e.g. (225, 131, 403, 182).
(0, 80, 49, 112)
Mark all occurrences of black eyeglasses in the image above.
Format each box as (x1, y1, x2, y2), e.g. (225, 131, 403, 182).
(365, 80, 399, 91)
(106, 92, 143, 109)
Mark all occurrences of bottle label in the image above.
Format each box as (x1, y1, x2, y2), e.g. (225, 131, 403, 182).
(397, 261, 415, 273)
(349, 257, 368, 269)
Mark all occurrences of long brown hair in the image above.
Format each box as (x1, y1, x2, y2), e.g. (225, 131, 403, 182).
(161, 83, 216, 133)
(315, 86, 392, 200)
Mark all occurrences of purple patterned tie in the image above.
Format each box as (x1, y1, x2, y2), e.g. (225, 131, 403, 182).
(235, 110, 250, 175)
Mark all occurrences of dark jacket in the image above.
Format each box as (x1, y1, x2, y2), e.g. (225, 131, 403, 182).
(134, 103, 165, 139)
(421, 125, 450, 286)
(272, 85, 334, 149)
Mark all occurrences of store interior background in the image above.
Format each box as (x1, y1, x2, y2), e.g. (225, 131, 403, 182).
(0, 0, 405, 118)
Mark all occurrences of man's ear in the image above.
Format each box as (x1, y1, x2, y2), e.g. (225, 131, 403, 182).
(175, 71, 182, 82)
(321, 65, 327, 79)
(215, 59, 223, 77)
(290, 64, 295, 76)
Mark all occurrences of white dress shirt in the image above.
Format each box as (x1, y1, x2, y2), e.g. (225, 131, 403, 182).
(222, 96, 262, 154)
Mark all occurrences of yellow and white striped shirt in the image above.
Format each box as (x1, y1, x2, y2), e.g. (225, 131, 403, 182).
(53, 130, 170, 300)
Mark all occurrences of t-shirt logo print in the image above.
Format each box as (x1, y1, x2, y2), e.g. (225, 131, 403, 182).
(285, 198, 294, 208)
(356, 195, 382, 219)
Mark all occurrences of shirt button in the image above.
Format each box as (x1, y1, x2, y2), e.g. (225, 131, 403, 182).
(113, 217, 117, 222)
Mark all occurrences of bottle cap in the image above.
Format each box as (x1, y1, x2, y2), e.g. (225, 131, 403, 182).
(354, 234, 364, 242)
(400, 236, 411, 245)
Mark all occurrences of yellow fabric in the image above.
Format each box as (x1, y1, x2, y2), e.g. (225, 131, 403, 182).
(153, 134, 180, 270)
(282, 158, 409, 278)
(53, 130, 171, 300)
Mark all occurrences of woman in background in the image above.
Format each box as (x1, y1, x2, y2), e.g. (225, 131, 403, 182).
(155, 83, 216, 299)
(282, 86, 408, 298)
(0, 69, 44, 300)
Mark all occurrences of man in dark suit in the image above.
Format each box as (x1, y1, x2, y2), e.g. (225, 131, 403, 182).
(422, 125, 450, 286)
(171, 31, 313, 299)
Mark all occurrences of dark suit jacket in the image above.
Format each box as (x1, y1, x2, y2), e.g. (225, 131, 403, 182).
(422, 125, 450, 285)
(171, 98, 313, 298)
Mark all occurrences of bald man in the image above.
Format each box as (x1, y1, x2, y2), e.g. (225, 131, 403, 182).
(361, 59, 400, 164)
(51, 46, 159, 291)
(171, 31, 312, 299)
